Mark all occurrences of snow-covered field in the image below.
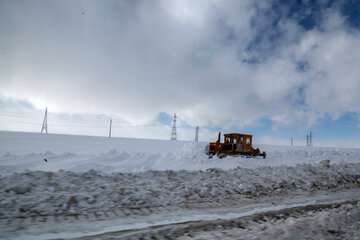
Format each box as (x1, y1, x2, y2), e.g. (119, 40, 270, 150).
(1, 131, 360, 239)
(1, 131, 360, 174)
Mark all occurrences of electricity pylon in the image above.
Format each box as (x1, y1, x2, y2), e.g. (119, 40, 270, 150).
(170, 113, 177, 141)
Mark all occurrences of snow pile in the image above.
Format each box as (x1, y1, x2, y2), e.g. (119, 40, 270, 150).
(1, 162, 360, 219)
(1, 131, 360, 174)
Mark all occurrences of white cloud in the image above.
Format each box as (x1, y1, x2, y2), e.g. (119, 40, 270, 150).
(294, 14, 360, 120)
(1, 0, 360, 136)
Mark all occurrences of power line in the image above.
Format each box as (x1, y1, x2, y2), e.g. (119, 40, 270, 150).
(0, 112, 127, 125)
(0, 120, 40, 126)
(0, 115, 196, 129)
(0, 110, 203, 140)
(0, 113, 42, 118)
(0, 118, 185, 129)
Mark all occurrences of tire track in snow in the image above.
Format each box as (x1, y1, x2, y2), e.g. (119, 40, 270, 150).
(0, 197, 241, 226)
(74, 199, 360, 240)
(2, 189, 360, 240)
(1, 188, 359, 227)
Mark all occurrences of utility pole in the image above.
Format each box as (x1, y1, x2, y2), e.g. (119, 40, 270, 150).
(41, 107, 48, 134)
(306, 131, 313, 147)
(195, 126, 199, 142)
(170, 113, 177, 141)
(291, 137, 293, 146)
(306, 133, 309, 146)
(108, 119, 112, 138)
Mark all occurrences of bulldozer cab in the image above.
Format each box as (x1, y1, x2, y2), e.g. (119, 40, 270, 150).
(221, 133, 253, 153)
(224, 133, 252, 146)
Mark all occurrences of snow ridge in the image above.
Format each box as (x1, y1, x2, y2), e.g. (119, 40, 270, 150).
(1, 162, 360, 219)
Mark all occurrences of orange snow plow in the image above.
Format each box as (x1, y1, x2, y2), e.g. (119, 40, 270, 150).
(206, 132, 266, 159)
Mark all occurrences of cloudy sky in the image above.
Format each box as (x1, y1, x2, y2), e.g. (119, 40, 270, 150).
(1, 0, 360, 146)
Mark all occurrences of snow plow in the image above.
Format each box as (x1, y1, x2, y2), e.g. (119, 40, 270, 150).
(206, 132, 266, 159)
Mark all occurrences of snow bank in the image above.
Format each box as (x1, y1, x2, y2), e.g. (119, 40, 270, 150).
(1, 162, 360, 219)
(1, 131, 360, 174)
